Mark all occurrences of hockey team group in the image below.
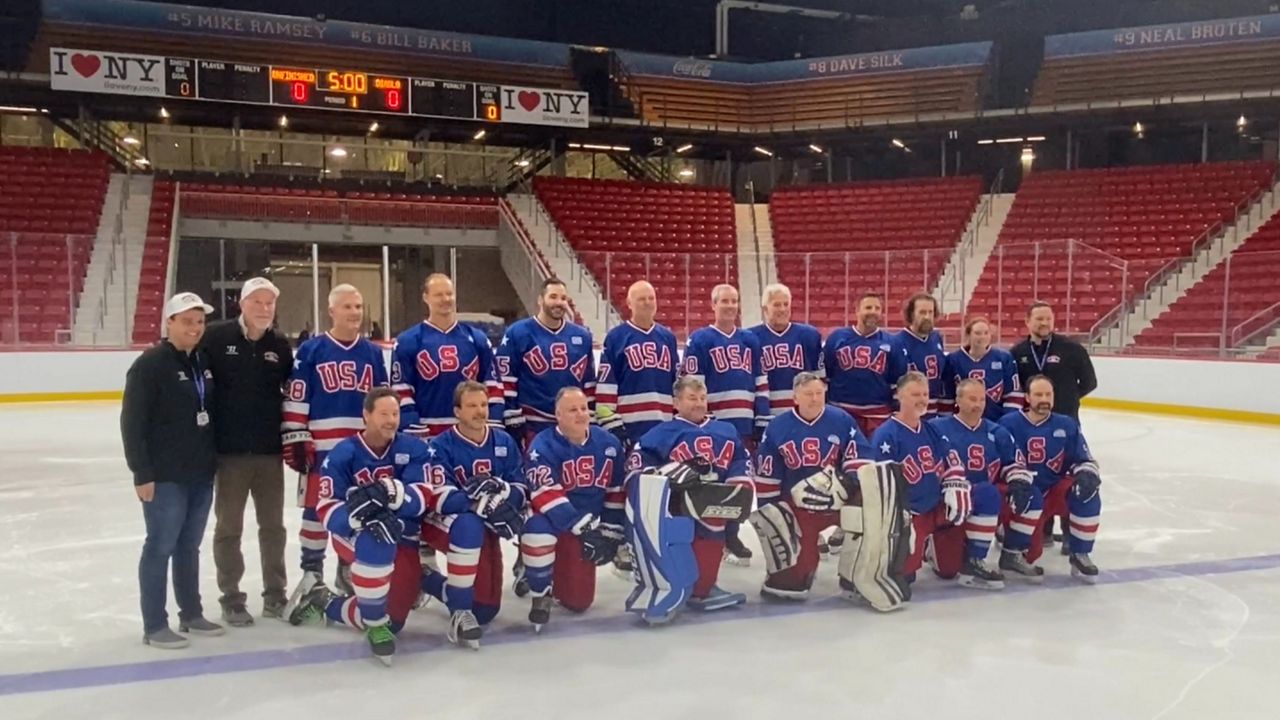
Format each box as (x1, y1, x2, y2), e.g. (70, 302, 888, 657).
(257, 273, 1100, 665)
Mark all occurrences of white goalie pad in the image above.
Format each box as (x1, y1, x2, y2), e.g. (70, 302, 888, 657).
(748, 502, 801, 575)
(837, 462, 912, 613)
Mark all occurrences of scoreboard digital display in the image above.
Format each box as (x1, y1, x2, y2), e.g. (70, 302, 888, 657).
(155, 57, 489, 121)
(48, 48, 589, 128)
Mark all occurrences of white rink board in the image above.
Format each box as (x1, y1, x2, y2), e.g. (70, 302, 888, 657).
(0, 402, 1278, 720)
(4, 349, 1279, 419)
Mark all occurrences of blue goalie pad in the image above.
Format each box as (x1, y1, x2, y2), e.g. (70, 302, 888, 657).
(625, 468, 698, 625)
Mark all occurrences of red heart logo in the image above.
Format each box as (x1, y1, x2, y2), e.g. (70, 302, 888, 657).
(71, 53, 101, 78)
(517, 90, 541, 112)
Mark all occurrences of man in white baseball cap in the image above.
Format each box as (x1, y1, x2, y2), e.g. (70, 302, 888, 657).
(122, 291, 224, 649)
(198, 276, 296, 626)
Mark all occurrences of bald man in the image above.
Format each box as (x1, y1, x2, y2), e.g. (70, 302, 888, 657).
(595, 280, 679, 576)
(597, 281, 680, 447)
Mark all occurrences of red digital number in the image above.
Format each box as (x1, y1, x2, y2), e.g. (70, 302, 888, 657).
(385, 89, 402, 110)
(291, 81, 308, 103)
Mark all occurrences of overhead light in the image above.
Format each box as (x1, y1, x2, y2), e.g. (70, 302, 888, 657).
(173, 142, 179, 148)
(808, 144, 824, 154)
(133, 157, 150, 167)
(159, 107, 170, 120)
(678, 168, 695, 177)
(433, 173, 444, 180)
(368, 121, 379, 133)
(611, 145, 630, 152)
(122, 135, 141, 146)
(1237, 114, 1248, 128)
(473, 129, 487, 141)
(0, 105, 41, 113)
(1133, 121, 1144, 134)
(1025, 136, 1046, 142)
(580, 143, 610, 150)
(753, 146, 773, 157)
(891, 138, 905, 148)
(977, 139, 995, 145)
(328, 146, 348, 158)
(1021, 146, 1035, 160)
(675, 143, 693, 154)
(515, 159, 531, 167)
(278, 115, 289, 128)
(995, 137, 1023, 144)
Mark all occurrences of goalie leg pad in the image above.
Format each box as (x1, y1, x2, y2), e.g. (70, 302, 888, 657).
(838, 462, 913, 612)
(757, 505, 839, 594)
(626, 471, 697, 625)
(748, 502, 801, 576)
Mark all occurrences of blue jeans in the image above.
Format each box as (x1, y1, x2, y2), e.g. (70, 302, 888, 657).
(139, 480, 214, 634)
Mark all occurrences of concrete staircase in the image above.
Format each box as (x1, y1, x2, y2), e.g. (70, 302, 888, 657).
(734, 203, 763, 327)
(72, 174, 154, 345)
(934, 193, 1014, 315)
(1098, 177, 1280, 348)
(500, 194, 618, 339)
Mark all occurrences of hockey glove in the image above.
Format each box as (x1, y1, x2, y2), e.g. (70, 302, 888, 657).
(376, 477, 407, 511)
(790, 468, 839, 512)
(942, 478, 973, 526)
(346, 482, 390, 523)
(1005, 480, 1035, 516)
(357, 507, 404, 545)
(468, 476, 526, 539)
(1072, 466, 1102, 504)
(581, 523, 624, 566)
(664, 458, 715, 490)
(282, 430, 315, 474)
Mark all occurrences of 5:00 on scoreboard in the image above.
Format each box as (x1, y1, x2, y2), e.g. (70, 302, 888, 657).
(268, 67, 410, 113)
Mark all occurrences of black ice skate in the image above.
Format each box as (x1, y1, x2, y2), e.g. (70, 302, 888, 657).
(957, 558, 1005, 591)
(1070, 553, 1099, 584)
(529, 595, 553, 633)
(448, 609, 483, 649)
(1000, 549, 1045, 583)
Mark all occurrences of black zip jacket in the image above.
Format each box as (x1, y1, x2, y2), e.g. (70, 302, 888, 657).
(1010, 333, 1098, 421)
(120, 341, 218, 486)
(199, 319, 294, 455)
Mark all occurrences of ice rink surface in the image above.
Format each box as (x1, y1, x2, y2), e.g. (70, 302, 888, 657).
(1, 402, 1278, 720)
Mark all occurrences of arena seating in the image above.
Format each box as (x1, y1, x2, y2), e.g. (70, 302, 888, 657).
(132, 180, 176, 344)
(1136, 212, 1280, 350)
(178, 183, 498, 229)
(0, 146, 110, 344)
(623, 68, 985, 130)
(964, 161, 1276, 342)
(1034, 33, 1280, 106)
(533, 177, 737, 337)
(768, 176, 983, 332)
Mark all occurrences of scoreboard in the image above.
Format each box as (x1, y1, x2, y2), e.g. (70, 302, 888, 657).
(48, 49, 585, 127)
(161, 58, 501, 121)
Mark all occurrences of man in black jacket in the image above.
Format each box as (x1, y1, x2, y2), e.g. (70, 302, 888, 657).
(1010, 302, 1098, 422)
(121, 292, 225, 649)
(1010, 301, 1099, 545)
(200, 277, 295, 626)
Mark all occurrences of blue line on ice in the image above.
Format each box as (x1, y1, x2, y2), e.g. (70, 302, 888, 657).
(2, 552, 1277, 696)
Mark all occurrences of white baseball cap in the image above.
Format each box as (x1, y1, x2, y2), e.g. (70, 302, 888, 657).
(164, 292, 214, 318)
(241, 277, 280, 299)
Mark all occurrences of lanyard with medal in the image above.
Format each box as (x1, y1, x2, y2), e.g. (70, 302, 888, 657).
(193, 358, 210, 428)
(1030, 335, 1052, 373)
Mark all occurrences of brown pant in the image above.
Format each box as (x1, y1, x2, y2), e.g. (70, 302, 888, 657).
(213, 454, 288, 607)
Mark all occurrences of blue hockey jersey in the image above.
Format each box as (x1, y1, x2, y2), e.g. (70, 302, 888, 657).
(680, 325, 769, 438)
(423, 425, 526, 515)
(391, 320, 504, 438)
(998, 411, 1099, 491)
(627, 417, 753, 487)
(928, 415, 1029, 486)
(942, 347, 1024, 421)
(282, 333, 389, 455)
(745, 322, 824, 416)
(822, 327, 906, 421)
(315, 432, 433, 546)
(524, 426, 627, 532)
(893, 329, 948, 416)
(870, 416, 966, 514)
(495, 317, 596, 436)
(755, 405, 872, 504)
(596, 321, 679, 442)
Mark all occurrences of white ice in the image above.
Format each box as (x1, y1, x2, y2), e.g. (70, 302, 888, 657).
(1, 403, 1278, 720)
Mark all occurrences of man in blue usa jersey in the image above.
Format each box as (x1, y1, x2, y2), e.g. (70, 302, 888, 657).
(746, 283, 823, 418)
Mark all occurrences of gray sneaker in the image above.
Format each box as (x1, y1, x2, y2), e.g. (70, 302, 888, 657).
(221, 603, 255, 627)
(262, 597, 288, 620)
(178, 617, 226, 636)
(143, 627, 190, 649)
